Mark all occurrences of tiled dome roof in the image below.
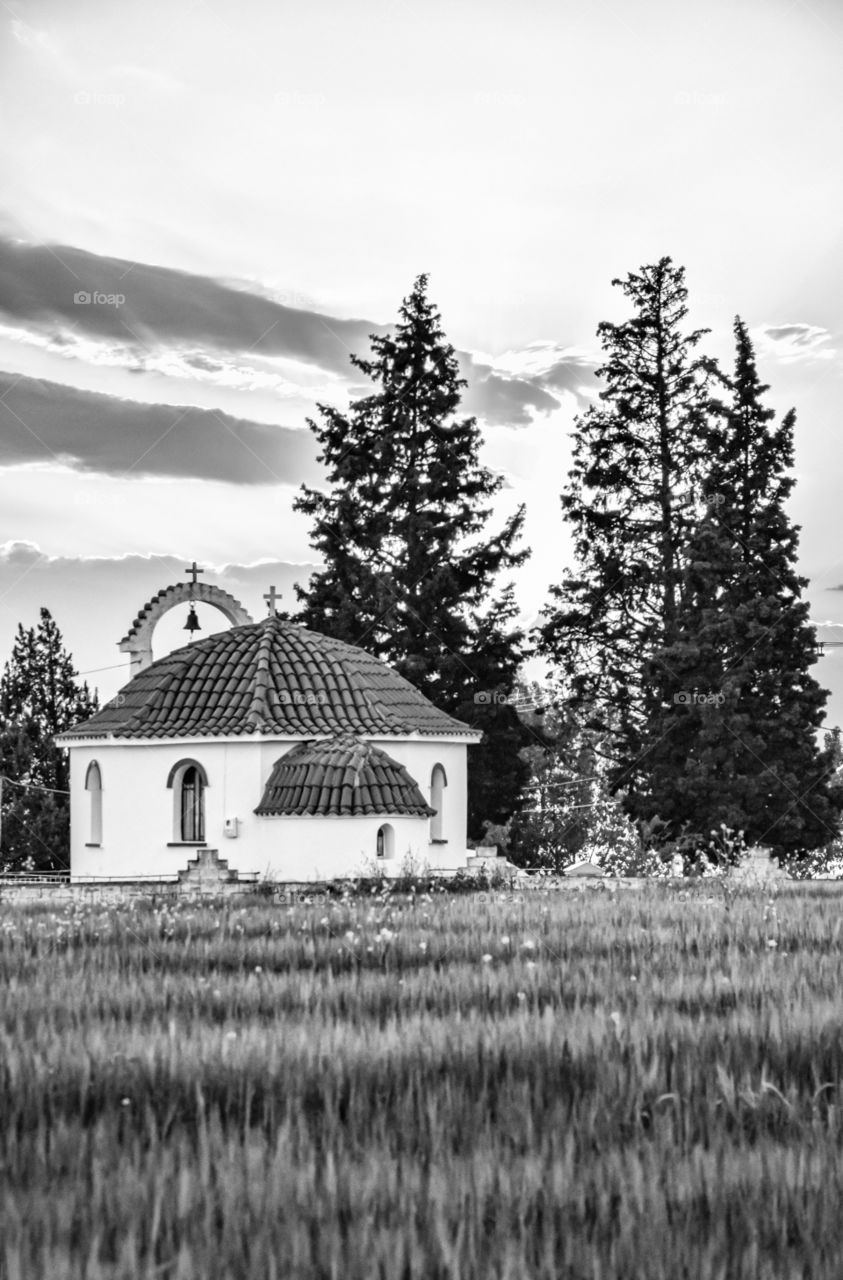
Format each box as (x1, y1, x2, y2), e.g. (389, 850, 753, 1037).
(255, 736, 436, 816)
(60, 618, 476, 740)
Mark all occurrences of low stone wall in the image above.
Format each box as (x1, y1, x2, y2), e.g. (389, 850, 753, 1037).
(0, 879, 260, 905)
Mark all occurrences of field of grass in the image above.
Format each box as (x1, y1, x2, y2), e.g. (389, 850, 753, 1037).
(3, 880, 843, 1278)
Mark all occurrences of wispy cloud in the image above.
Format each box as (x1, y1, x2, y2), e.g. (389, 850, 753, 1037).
(0, 371, 319, 484)
(463, 343, 598, 427)
(0, 237, 598, 436)
(753, 323, 836, 363)
(0, 236, 384, 378)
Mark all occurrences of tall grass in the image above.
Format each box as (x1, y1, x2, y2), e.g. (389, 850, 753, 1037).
(2, 883, 843, 1277)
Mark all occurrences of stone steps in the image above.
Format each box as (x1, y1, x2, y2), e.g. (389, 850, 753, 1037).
(177, 847, 245, 886)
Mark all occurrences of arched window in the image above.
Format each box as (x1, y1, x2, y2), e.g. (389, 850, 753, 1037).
(376, 823, 395, 860)
(430, 764, 447, 842)
(85, 760, 102, 846)
(181, 766, 204, 842)
(167, 760, 208, 843)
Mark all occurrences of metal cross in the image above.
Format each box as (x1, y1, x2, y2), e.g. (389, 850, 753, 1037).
(185, 561, 205, 587)
(264, 585, 281, 616)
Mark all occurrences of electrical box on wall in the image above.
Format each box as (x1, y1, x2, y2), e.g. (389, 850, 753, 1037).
(223, 817, 239, 839)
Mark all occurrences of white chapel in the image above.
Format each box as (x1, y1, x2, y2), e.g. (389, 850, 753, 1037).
(58, 579, 481, 882)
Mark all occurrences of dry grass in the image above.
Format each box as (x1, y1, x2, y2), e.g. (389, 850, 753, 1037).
(2, 882, 843, 1278)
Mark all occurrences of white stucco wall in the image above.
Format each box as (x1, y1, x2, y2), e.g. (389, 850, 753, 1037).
(68, 734, 475, 881)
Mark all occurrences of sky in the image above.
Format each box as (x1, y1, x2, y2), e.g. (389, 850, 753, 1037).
(1, 0, 843, 720)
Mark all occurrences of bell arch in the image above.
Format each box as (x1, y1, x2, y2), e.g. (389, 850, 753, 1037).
(119, 582, 253, 675)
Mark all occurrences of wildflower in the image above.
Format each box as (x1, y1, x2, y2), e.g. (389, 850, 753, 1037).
(482, 954, 493, 964)
(516, 991, 527, 1002)
(521, 939, 536, 951)
(767, 938, 778, 949)
(501, 935, 510, 945)
(225, 1031, 237, 1040)
(419, 941, 427, 952)
(254, 965, 262, 973)
(525, 961, 537, 972)
(121, 1097, 131, 1107)
(609, 1010, 623, 1030)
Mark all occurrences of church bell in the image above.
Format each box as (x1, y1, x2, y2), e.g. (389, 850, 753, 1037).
(184, 604, 202, 634)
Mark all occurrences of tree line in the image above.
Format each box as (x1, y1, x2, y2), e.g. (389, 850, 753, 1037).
(2, 258, 840, 871)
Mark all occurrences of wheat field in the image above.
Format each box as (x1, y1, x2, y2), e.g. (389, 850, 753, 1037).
(2, 881, 843, 1278)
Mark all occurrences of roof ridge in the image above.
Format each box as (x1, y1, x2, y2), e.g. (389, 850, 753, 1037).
(244, 618, 276, 731)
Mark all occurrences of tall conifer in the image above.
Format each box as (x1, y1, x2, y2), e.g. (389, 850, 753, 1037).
(538, 258, 719, 800)
(294, 275, 531, 836)
(636, 320, 841, 856)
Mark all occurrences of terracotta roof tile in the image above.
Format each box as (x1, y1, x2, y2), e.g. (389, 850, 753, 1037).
(59, 618, 478, 741)
(255, 736, 436, 817)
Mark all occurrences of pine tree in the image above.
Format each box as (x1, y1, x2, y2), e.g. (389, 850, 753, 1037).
(293, 274, 532, 837)
(0, 608, 97, 871)
(634, 319, 842, 858)
(538, 258, 721, 802)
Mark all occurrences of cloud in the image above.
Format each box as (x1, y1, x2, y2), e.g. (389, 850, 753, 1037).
(753, 323, 836, 363)
(0, 236, 601, 432)
(0, 371, 320, 484)
(0, 236, 385, 379)
(462, 368, 560, 426)
(462, 343, 598, 426)
(0, 542, 314, 581)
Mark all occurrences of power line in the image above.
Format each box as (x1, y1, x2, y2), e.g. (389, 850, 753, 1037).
(0, 775, 70, 796)
(73, 661, 128, 677)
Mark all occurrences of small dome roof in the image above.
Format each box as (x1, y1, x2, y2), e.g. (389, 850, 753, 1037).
(255, 736, 436, 817)
(60, 617, 476, 741)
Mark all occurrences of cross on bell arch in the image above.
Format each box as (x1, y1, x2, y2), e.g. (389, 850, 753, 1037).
(185, 561, 205, 588)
